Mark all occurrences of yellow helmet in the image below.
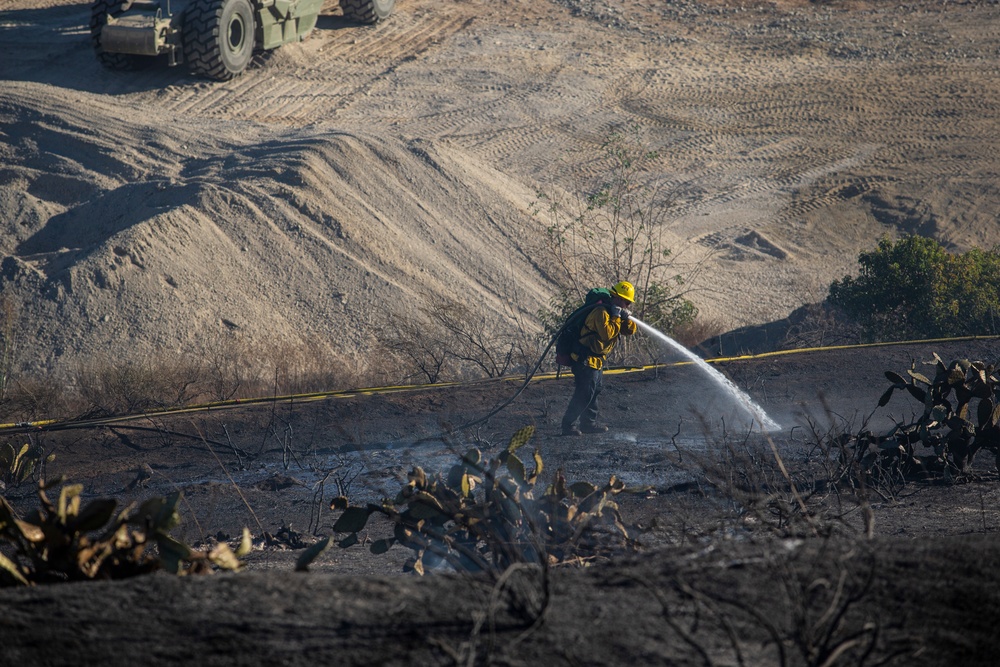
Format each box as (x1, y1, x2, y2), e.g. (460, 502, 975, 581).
(611, 280, 635, 303)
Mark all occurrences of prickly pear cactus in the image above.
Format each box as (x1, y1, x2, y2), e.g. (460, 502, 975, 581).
(0, 479, 249, 586)
(852, 354, 1000, 483)
(0, 441, 52, 488)
(323, 426, 635, 576)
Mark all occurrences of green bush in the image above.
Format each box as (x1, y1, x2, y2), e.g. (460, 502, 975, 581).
(828, 236, 1000, 340)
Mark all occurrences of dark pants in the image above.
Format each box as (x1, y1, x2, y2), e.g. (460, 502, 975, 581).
(562, 362, 603, 429)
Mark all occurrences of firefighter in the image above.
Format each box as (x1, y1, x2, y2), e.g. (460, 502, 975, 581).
(561, 280, 638, 435)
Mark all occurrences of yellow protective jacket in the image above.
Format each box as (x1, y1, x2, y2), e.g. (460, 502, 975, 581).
(571, 306, 637, 369)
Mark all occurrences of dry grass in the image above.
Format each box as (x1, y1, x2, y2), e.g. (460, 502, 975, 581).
(671, 315, 731, 351)
(0, 307, 739, 425)
(0, 337, 411, 423)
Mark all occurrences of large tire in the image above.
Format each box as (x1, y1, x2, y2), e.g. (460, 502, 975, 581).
(184, 0, 255, 81)
(342, 0, 396, 25)
(90, 0, 152, 70)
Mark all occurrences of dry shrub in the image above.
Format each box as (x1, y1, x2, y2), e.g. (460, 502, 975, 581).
(200, 332, 259, 401)
(235, 338, 401, 398)
(780, 302, 862, 351)
(531, 125, 700, 338)
(10, 309, 535, 421)
(0, 378, 67, 424)
(25, 331, 343, 423)
(379, 310, 451, 383)
(671, 315, 730, 352)
(0, 295, 17, 405)
(65, 335, 411, 417)
(257, 339, 355, 396)
(379, 298, 543, 384)
(74, 352, 203, 415)
(665, 418, 873, 541)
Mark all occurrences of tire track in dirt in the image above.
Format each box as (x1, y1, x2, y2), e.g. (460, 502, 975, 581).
(430, 50, 870, 205)
(320, 14, 474, 65)
(112, 0, 997, 241)
(774, 175, 888, 225)
(582, 50, 999, 252)
(135, 9, 473, 123)
(374, 62, 576, 137)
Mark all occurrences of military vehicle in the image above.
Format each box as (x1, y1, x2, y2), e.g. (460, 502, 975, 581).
(90, 0, 397, 81)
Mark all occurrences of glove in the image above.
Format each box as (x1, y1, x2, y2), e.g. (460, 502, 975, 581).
(608, 305, 623, 319)
(620, 308, 632, 322)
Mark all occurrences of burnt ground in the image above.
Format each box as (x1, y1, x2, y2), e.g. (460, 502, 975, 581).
(2, 339, 1000, 665)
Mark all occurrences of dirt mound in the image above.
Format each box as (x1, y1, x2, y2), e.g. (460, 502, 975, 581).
(2, 0, 1000, 370)
(0, 85, 548, 373)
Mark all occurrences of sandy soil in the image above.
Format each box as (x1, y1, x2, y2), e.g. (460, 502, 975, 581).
(2, 0, 999, 374)
(3, 0, 1000, 664)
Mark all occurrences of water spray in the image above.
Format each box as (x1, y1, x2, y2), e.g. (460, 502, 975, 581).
(630, 317, 781, 432)
(424, 307, 780, 439)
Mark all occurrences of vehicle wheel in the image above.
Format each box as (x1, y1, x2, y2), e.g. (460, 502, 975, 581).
(184, 0, 255, 81)
(90, 0, 152, 70)
(342, 0, 396, 25)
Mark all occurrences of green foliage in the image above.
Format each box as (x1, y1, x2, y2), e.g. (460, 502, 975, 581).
(847, 354, 1000, 489)
(0, 479, 249, 586)
(638, 280, 699, 335)
(322, 426, 635, 576)
(533, 125, 698, 341)
(828, 236, 1000, 340)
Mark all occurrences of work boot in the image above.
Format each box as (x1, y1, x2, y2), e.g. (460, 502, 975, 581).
(580, 423, 608, 434)
(562, 424, 582, 436)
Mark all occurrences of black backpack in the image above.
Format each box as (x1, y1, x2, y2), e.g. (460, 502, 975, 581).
(554, 287, 613, 366)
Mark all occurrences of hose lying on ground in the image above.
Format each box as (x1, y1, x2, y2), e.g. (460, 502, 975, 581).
(438, 301, 606, 436)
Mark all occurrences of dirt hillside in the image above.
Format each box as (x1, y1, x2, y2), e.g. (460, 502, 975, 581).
(2, 0, 999, 375)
